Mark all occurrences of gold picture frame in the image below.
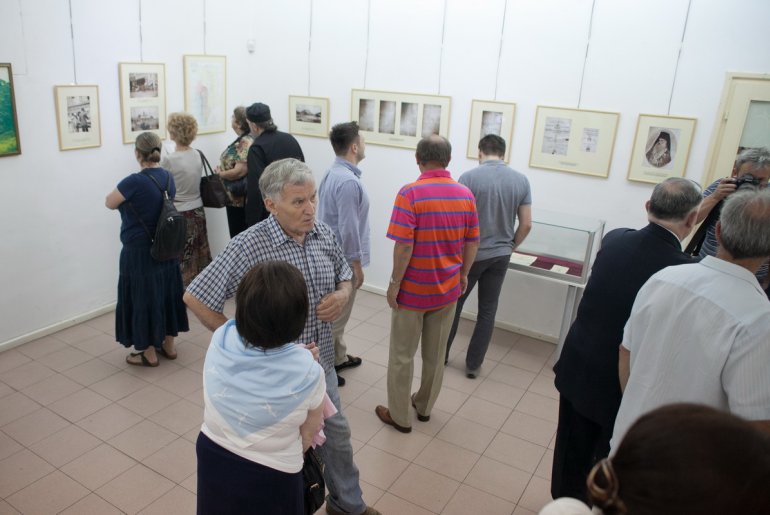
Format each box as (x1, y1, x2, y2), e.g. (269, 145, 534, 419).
(466, 99, 516, 162)
(627, 114, 697, 184)
(0, 63, 21, 157)
(118, 62, 166, 144)
(183, 55, 227, 135)
(288, 95, 330, 138)
(54, 85, 101, 151)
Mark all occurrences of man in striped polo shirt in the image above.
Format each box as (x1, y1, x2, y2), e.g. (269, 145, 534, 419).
(375, 135, 480, 433)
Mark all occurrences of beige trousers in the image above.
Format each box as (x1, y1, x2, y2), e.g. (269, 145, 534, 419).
(332, 286, 358, 366)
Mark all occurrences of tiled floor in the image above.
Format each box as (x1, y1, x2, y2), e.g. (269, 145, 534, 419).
(0, 289, 558, 514)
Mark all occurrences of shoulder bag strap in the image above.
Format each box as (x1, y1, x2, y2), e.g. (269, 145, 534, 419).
(197, 149, 215, 177)
(684, 200, 722, 256)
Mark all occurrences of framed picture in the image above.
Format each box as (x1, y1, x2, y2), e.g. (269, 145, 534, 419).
(54, 85, 101, 151)
(183, 55, 227, 135)
(466, 99, 516, 162)
(350, 89, 451, 150)
(0, 63, 21, 157)
(288, 95, 330, 138)
(529, 105, 620, 178)
(627, 114, 697, 184)
(118, 62, 166, 144)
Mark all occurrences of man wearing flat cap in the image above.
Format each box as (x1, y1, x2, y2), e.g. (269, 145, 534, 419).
(244, 102, 305, 227)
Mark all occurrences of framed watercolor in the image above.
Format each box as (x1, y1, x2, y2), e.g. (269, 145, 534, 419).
(529, 105, 620, 178)
(118, 62, 166, 144)
(350, 89, 451, 150)
(54, 85, 101, 151)
(288, 95, 330, 138)
(467, 99, 516, 162)
(0, 63, 21, 157)
(183, 55, 227, 135)
(627, 114, 697, 184)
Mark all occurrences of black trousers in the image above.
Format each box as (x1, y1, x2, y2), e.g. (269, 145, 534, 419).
(225, 205, 247, 239)
(551, 395, 613, 503)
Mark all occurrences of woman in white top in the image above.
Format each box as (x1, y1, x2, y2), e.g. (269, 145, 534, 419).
(197, 261, 325, 515)
(161, 112, 212, 287)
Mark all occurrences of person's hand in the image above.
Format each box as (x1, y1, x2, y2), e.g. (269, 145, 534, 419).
(303, 342, 320, 362)
(460, 274, 469, 295)
(317, 290, 348, 322)
(713, 177, 738, 202)
(353, 267, 364, 290)
(387, 282, 400, 310)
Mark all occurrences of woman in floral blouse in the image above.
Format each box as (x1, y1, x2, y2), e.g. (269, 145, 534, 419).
(216, 106, 254, 237)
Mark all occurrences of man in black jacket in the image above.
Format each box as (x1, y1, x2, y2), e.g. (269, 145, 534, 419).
(551, 177, 702, 503)
(244, 103, 305, 227)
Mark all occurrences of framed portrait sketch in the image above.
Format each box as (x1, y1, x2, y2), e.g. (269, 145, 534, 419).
(529, 106, 620, 178)
(350, 89, 451, 150)
(288, 95, 329, 138)
(118, 62, 166, 144)
(54, 85, 101, 151)
(183, 55, 227, 135)
(467, 100, 516, 162)
(627, 114, 696, 184)
(0, 63, 21, 157)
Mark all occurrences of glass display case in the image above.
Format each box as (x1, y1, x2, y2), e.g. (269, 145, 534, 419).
(509, 209, 605, 285)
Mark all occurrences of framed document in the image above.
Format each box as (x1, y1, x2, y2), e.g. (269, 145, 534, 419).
(118, 62, 166, 144)
(183, 55, 227, 134)
(467, 99, 516, 162)
(627, 114, 696, 184)
(0, 63, 21, 157)
(54, 85, 101, 151)
(288, 95, 330, 138)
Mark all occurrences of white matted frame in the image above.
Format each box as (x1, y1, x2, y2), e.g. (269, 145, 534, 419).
(627, 114, 696, 184)
(183, 55, 227, 135)
(529, 105, 619, 178)
(288, 95, 330, 138)
(467, 99, 516, 162)
(54, 85, 101, 151)
(118, 62, 166, 144)
(351, 89, 451, 150)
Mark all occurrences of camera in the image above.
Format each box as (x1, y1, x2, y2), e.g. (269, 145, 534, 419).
(729, 174, 761, 189)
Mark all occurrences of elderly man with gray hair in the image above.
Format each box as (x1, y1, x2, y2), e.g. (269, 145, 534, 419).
(185, 158, 380, 515)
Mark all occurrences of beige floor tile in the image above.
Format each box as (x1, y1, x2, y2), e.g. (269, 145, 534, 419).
(337, 377, 370, 408)
(0, 381, 12, 399)
(350, 437, 365, 454)
(84, 312, 116, 333)
(413, 438, 480, 482)
(513, 506, 537, 515)
(185, 387, 204, 407)
(411, 408, 452, 437)
(98, 346, 138, 369)
(344, 335, 379, 358)
(20, 373, 83, 406)
(0, 499, 21, 514)
(0, 350, 31, 374)
(436, 416, 497, 454)
(29, 424, 101, 467)
(355, 290, 390, 310)
(535, 449, 554, 481)
(90, 371, 149, 401)
(143, 438, 197, 483)
(0, 449, 55, 497)
(528, 374, 559, 400)
(36, 346, 93, 373)
(179, 471, 197, 494)
(483, 341, 516, 363)
(0, 361, 56, 390)
(169, 341, 207, 366)
(465, 456, 531, 504)
(484, 433, 546, 474)
(501, 348, 549, 373)
(96, 463, 175, 514)
(1, 407, 70, 447)
(347, 404, 392, 443)
(138, 485, 197, 515)
(373, 492, 435, 515)
(48, 387, 112, 422)
(365, 309, 391, 328)
(349, 305, 379, 324)
(348, 321, 387, 343)
(439, 366, 481, 394)
(442, 484, 516, 515)
(148, 398, 203, 435)
(518, 476, 553, 512)
(500, 410, 557, 447)
(52, 324, 103, 344)
(62, 357, 120, 386)
(0, 392, 41, 426)
(360, 343, 390, 367)
(118, 384, 181, 417)
(15, 336, 68, 360)
(488, 363, 537, 390)
(184, 357, 206, 374)
(472, 378, 526, 409)
(456, 396, 513, 430)
(6, 470, 89, 514)
(342, 360, 387, 386)
(359, 479, 385, 508)
(70, 333, 116, 357)
(350, 385, 387, 412)
(58, 493, 124, 515)
(390, 463, 459, 513)
(515, 392, 559, 423)
(123, 360, 185, 383)
(182, 427, 200, 444)
(0, 431, 24, 461)
(61, 443, 137, 490)
(154, 368, 202, 397)
(368, 425, 432, 460)
(77, 403, 143, 440)
(354, 445, 410, 490)
(109, 419, 178, 461)
(432, 386, 470, 414)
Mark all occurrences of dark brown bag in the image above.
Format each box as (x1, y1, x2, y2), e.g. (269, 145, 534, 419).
(198, 149, 228, 208)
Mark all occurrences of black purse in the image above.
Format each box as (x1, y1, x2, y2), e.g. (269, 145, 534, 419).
(198, 149, 229, 208)
(303, 448, 325, 515)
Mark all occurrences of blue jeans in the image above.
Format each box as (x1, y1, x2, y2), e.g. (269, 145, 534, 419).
(446, 254, 510, 370)
(317, 367, 366, 514)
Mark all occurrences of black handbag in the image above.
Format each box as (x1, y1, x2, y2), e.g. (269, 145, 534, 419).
(303, 448, 325, 515)
(198, 149, 228, 208)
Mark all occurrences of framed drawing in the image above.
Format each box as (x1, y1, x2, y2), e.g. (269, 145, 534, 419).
(467, 100, 516, 162)
(0, 63, 21, 157)
(350, 89, 451, 150)
(627, 114, 696, 184)
(118, 62, 166, 144)
(529, 106, 620, 178)
(288, 95, 330, 138)
(183, 55, 227, 134)
(54, 85, 101, 150)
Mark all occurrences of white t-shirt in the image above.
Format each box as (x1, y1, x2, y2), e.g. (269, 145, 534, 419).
(161, 148, 203, 212)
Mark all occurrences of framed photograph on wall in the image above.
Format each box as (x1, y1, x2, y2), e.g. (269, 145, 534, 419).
(118, 62, 166, 144)
(467, 99, 516, 162)
(0, 63, 21, 157)
(529, 105, 620, 178)
(183, 55, 227, 135)
(54, 85, 101, 151)
(350, 89, 451, 150)
(627, 114, 696, 184)
(288, 95, 330, 138)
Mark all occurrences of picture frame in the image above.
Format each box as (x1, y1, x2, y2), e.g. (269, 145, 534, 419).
(288, 95, 330, 138)
(118, 62, 166, 144)
(0, 63, 21, 157)
(467, 99, 516, 162)
(54, 85, 101, 151)
(350, 89, 451, 150)
(183, 55, 227, 135)
(529, 105, 620, 178)
(627, 114, 697, 184)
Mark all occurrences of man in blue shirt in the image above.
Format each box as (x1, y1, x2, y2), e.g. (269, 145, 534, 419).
(318, 122, 371, 386)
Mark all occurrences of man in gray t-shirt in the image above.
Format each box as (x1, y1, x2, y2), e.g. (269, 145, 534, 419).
(445, 134, 532, 377)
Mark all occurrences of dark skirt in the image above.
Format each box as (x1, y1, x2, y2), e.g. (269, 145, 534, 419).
(181, 206, 213, 288)
(115, 242, 189, 350)
(196, 432, 303, 515)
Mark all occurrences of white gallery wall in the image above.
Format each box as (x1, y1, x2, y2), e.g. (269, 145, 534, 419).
(1, 0, 769, 347)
